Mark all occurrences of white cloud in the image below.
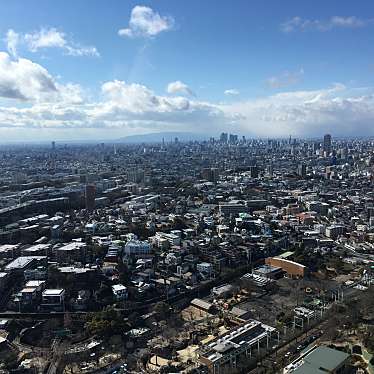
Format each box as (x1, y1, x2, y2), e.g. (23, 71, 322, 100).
(222, 84, 374, 137)
(0, 51, 57, 101)
(5, 27, 99, 57)
(5, 29, 19, 58)
(0, 59, 374, 140)
(224, 89, 240, 96)
(118, 5, 174, 38)
(281, 16, 370, 33)
(0, 52, 82, 103)
(266, 69, 304, 89)
(25, 28, 66, 51)
(64, 44, 99, 57)
(0, 75, 225, 133)
(167, 81, 194, 96)
(99, 80, 197, 115)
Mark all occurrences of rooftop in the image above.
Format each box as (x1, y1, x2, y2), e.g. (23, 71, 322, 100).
(284, 345, 350, 373)
(43, 289, 65, 296)
(56, 242, 86, 251)
(5, 256, 46, 271)
(199, 320, 276, 364)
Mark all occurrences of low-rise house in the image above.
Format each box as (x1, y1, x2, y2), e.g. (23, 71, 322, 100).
(212, 284, 236, 299)
(24, 266, 47, 281)
(20, 287, 38, 304)
(4, 256, 47, 274)
(0, 272, 10, 291)
(41, 289, 65, 311)
(21, 244, 50, 257)
(25, 280, 46, 293)
(124, 240, 152, 259)
(54, 242, 87, 264)
(112, 284, 128, 300)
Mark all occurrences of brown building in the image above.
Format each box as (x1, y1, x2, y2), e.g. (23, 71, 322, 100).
(265, 257, 307, 278)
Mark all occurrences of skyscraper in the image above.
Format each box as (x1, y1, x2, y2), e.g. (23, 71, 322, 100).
(323, 134, 332, 154)
(229, 134, 238, 143)
(220, 132, 228, 143)
(127, 167, 145, 183)
(249, 166, 259, 178)
(85, 184, 96, 211)
(201, 167, 219, 183)
(297, 163, 306, 178)
(266, 163, 274, 176)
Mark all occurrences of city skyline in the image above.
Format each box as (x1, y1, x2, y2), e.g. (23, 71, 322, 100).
(1, 0, 374, 141)
(1, 3, 374, 371)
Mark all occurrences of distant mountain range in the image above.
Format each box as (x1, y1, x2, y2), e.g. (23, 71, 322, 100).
(0, 132, 210, 145)
(116, 131, 210, 143)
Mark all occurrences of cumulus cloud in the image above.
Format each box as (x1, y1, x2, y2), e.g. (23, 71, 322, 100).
(0, 52, 82, 103)
(224, 89, 240, 96)
(281, 16, 370, 33)
(266, 69, 304, 89)
(166, 81, 194, 96)
(0, 75, 226, 133)
(118, 5, 174, 38)
(0, 58, 374, 140)
(5, 27, 99, 57)
(99, 80, 205, 117)
(222, 84, 374, 137)
(0, 51, 57, 101)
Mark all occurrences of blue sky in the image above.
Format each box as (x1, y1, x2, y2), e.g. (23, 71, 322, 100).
(0, 0, 374, 141)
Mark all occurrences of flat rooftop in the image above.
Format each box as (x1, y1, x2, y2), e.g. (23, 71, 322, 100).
(43, 289, 64, 296)
(25, 280, 45, 287)
(56, 242, 86, 251)
(199, 320, 276, 364)
(255, 264, 283, 274)
(0, 244, 18, 253)
(284, 345, 350, 373)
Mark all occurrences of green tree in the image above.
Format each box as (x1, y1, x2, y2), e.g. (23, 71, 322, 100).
(85, 307, 127, 337)
(96, 282, 114, 304)
(48, 266, 65, 288)
(128, 311, 141, 328)
(153, 301, 171, 319)
(117, 261, 130, 285)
